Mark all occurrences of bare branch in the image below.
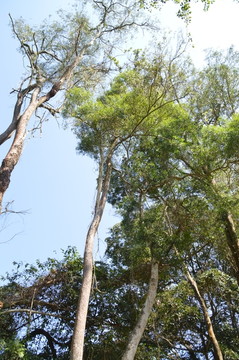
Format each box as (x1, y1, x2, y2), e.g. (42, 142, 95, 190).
(38, 103, 62, 116)
(0, 231, 23, 245)
(0, 308, 63, 318)
(0, 201, 29, 215)
(38, 50, 63, 63)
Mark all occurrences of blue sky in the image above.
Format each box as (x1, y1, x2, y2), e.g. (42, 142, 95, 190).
(1, 0, 239, 276)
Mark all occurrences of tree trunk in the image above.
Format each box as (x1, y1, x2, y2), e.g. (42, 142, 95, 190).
(121, 261, 159, 360)
(69, 209, 104, 359)
(174, 245, 223, 360)
(185, 270, 224, 360)
(0, 87, 41, 211)
(221, 211, 239, 285)
(70, 141, 117, 360)
(0, 33, 100, 212)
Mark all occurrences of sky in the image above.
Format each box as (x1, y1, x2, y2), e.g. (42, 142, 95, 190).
(1, 0, 239, 276)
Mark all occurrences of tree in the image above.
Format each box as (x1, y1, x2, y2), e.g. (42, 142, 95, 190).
(1, 238, 238, 359)
(105, 48, 239, 359)
(173, 246, 224, 360)
(63, 42, 191, 359)
(112, 50, 239, 283)
(2, 18, 239, 357)
(0, 247, 81, 358)
(121, 263, 159, 360)
(188, 47, 239, 124)
(0, 0, 145, 213)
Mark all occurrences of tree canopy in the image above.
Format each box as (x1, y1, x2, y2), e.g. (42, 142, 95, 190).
(1, 42, 239, 359)
(1, 1, 239, 359)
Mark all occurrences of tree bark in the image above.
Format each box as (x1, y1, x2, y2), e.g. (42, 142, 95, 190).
(70, 141, 117, 360)
(121, 261, 159, 360)
(0, 35, 100, 212)
(0, 87, 40, 210)
(185, 270, 224, 360)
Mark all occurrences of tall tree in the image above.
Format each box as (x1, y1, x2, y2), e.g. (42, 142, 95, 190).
(0, 0, 143, 212)
(105, 48, 239, 359)
(63, 43, 190, 358)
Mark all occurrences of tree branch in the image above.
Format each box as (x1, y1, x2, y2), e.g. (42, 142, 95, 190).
(0, 308, 63, 318)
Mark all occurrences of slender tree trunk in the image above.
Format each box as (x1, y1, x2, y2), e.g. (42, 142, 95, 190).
(70, 141, 117, 360)
(185, 270, 224, 360)
(70, 208, 105, 359)
(121, 261, 159, 360)
(173, 245, 223, 360)
(0, 87, 41, 211)
(221, 211, 239, 285)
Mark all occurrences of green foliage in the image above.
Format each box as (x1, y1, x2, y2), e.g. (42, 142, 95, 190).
(0, 247, 83, 359)
(0, 247, 153, 359)
(64, 46, 190, 161)
(140, 0, 216, 22)
(3, 36, 239, 358)
(0, 339, 26, 360)
(190, 47, 239, 124)
(104, 46, 239, 359)
(10, 0, 146, 95)
(12, 10, 96, 85)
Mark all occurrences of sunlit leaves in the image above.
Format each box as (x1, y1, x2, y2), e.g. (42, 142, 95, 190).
(140, 0, 216, 23)
(64, 47, 190, 161)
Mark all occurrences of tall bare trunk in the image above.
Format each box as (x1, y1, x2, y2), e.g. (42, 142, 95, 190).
(69, 208, 105, 359)
(121, 261, 159, 360)
(185, 270, 224, 360)
(70, 141, 117, 360)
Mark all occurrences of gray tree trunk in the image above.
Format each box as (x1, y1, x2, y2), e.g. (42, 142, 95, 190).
(186, 270, 224, 360)
(70, 142, 117, 360)
(121, 261, 159, 360)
